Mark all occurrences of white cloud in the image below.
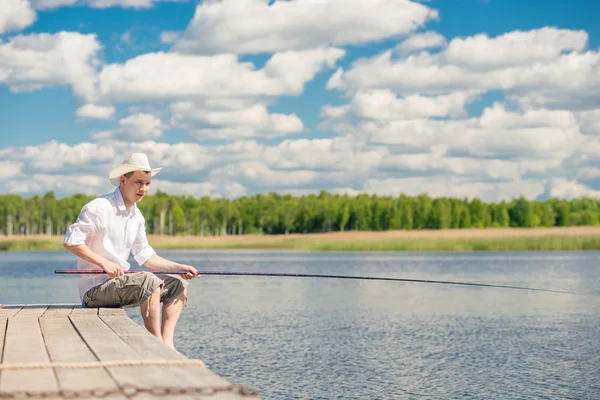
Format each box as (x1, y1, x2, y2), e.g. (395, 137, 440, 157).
(444, 27, 588, 70)
(31, 0, 185, 10)
(146, 180, 222, 198)
(320, 104, 351, 119)
(160, 31, 181, 44)
(98, 47, 345, 103)
(20, 140, 116, 173)
(3, 127, 600, 202)
(170, 101, 303, 140)
(91, 113, 164, 141)
(2, 173, 107, 197)
(364, 176, 546, 203)
(365, 103, 582, 160)
(31, 0, 77, 9)
(545, 178, 600, 199)
(396, 31, 447, 54)
(76, 104, 116, 120)
(173, 0, 438, 54)
(3, 15, 600, 204)
(209, 161, 319, 188)
(578, 109, 600, 135)
(0, 0, 36, 35)
(263, 137, 386, 172)
(337, 89, 480, 120)
(328, 27, 599, 110)
(0, 161, 22, 181)
(0, 32, 102, 103)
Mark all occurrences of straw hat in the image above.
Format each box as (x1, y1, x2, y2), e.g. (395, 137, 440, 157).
(109, 153, 162, 186)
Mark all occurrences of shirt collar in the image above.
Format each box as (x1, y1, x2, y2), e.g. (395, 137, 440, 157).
(113, 187, 136, 217)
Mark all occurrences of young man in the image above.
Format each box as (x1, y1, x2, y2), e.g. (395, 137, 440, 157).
(63, 153, 199, 350)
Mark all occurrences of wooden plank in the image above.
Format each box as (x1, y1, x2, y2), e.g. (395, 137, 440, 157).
(0, 305, 260, 399)
(0, 318, 5, 398)
(70, 306, 98, 316)
(0, 305, 23, 318)
(0, 318, 6, 362)
(40, 316, 125, 399)
(13, 304, 49, 318)
(0, 317, 60, 396)
(69, 314, 196, 399)
(98, 308, 127, 316)
(99, 316, 188, 360)
(100, 315, 233, 388)
(41, 304, 76, 317)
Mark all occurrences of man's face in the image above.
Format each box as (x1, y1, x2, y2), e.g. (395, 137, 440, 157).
(121, 170, 151, 205)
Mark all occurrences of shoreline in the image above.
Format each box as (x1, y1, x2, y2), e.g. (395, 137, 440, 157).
(3, 226, 600, 252)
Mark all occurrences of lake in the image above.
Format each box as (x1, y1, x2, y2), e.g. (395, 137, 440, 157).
(1, 250, 599, 399)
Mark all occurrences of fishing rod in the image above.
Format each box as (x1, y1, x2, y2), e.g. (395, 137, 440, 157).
(54, 270, 583, 295)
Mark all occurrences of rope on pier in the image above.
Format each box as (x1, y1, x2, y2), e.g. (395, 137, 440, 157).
(0, 384, 260, 398)
(0, 358, 206, 370)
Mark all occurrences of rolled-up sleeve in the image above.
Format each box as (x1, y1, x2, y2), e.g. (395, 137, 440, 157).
(64, 205, 101, 246)
(131, 219, 156, 266)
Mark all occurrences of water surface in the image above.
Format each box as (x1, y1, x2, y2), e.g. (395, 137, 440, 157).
(1, 250, 599, 399)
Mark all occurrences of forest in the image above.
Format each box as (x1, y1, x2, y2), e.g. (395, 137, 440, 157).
(1, 190, 599, 237)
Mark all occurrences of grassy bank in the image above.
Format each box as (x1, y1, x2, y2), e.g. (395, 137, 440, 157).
(147, 235, 600, 252)
(3, 227, 600, 252)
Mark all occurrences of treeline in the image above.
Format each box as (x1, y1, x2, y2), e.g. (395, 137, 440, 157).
(0, 190, 599, 237)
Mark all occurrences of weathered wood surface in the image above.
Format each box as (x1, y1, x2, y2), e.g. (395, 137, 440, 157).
(0, 304, 260, 400)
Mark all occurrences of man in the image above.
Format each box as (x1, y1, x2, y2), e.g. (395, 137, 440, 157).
(63, 153, 199, 350)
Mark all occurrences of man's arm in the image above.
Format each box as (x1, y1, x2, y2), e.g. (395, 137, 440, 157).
(131, 218, 199, 280)
(63, 202, 124, 278)
(63, 243, 125, 278)
(142, 254, 199, 280)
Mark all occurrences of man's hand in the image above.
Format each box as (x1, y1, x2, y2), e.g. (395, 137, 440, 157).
(176, 263, 200, 280)
(102, 261, 124, 278)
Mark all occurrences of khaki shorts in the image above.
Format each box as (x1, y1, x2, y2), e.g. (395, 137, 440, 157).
(83, 272, 189, 309)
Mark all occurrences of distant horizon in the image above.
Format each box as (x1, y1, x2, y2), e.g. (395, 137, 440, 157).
(1, 0, 599, 203)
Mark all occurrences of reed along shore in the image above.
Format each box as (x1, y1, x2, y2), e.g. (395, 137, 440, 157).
(3, 226, 600, 252)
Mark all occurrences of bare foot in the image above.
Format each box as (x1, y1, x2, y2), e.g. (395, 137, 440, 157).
(163, 338, 175, 350)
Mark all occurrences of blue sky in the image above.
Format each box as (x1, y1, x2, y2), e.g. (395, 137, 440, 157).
(1, 0, 599, 201)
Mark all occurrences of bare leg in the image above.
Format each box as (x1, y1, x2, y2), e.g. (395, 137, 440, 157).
(161, 288, 187, 350)
(141, 286, 162, 342)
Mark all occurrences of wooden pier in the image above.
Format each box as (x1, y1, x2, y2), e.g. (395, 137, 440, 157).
(0, 304, 260, 399)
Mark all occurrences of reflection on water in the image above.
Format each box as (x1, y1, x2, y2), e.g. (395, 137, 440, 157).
(1, 250, 599, 399)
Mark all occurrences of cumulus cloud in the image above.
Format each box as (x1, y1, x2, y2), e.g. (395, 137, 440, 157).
(325, 89, 480, 121)
(263, 137, 386, 172)
(0, 161, 22, 181)
(1, 173, 107, 197)
(209, 161, 319, 189)
(545, 178, 600, 199)
(316, 27, 600, 202)
(4, 10, 600, 204)
(444, 27, 588, 70)
(396, 31, 447, 54)
(0, 32, 102, 103)
(578, 109, 600, 135)
(91, 113, 164, 141)
(170, 101, 303, 140)
(76, 104, 116, 120)
(31, 0, 185, 10)
(173, 0, 438, 54)
(98, 47, 345, 103)
(364, 176, 546, 203)
(328, 27, 599, 110)
(0, 0, 36, 35)
(3, 126, 600, 202)
(364, 103, 582, 160)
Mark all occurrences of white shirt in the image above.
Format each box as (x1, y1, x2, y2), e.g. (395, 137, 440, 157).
(63, 187, 156, 303)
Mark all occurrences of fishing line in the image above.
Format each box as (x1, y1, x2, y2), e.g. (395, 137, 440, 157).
(54, 270, 584, 295)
